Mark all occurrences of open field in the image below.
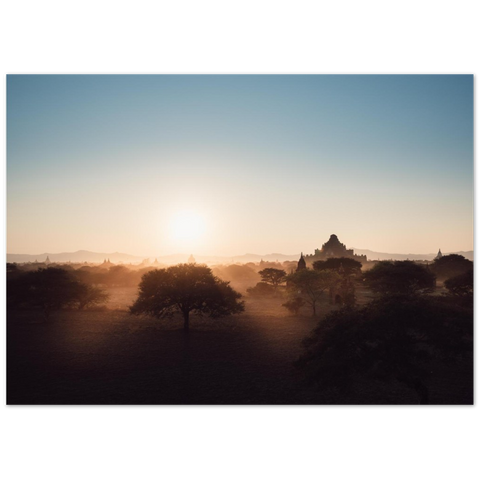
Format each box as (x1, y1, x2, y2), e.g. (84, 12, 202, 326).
(7, 288, 472, 405)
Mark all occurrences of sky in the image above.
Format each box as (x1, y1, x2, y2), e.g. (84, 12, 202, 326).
(7, 75, 473, 256)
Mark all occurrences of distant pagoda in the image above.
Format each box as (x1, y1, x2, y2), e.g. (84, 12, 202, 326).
(188, 254, 196, 264)
(296, 253, 306, 271)
(305, 234, 367, 262)
(101, 258, 113, 267)
(435, 249, 443, 260)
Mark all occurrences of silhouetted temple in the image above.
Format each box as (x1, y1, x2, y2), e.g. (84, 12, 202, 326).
(188, 254, 196, 264)
(305, 234, 367, 262)
(101, 258, 113, 267)
(296, 253, 306, 271)
(435, 249, 443, 260)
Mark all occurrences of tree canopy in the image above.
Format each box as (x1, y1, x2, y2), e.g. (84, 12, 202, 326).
(7, 267, 109, 319)
(295, 295, 473, 404)
(75, 283, 110, 310)
(246, 282, 275, 297)
(363, 261, 435, 296)
(286, 269, 339, 316)
(444, 269, 473, 298)
(258, 268, 287, 295)
(282, 297, 305, 315)
(431, 254, 473, 280)
(130, 264, 244, 332)
(313, 257, 362, 275)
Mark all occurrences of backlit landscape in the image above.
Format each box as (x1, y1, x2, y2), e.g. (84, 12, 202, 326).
(7, 75, 473, 405)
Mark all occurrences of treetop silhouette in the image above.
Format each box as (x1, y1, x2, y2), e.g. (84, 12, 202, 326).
(130, 263, 244, 332)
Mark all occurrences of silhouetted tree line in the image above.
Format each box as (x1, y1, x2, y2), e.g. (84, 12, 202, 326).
(363, 260, 436, 295)
(6, 251, 472, 405)
(246, 257, 364, 315)
(212, 264, 259, 288)
(313, 257, 363, 276)
(7, 263, 156, 288)
(295, 254, 473, 404)
(7, 267, 109, 320)
(224, 254, 473, 403)
(73, 265, 157, 287)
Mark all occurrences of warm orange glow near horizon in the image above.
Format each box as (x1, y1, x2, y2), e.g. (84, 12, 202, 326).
(168, 210, 207, 251)
(6, 76, 473, 257)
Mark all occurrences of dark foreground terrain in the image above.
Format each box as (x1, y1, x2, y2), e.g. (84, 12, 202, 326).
(7, 293, 473, 405)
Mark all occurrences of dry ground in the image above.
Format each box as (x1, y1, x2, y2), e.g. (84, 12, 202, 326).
(7, 287, 472, 405)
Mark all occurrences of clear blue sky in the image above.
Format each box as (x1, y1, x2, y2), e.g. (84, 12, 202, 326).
(7, 75, 473, 256)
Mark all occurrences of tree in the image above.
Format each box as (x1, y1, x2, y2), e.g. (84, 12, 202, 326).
(214, 264, 258, 283)
(7, 268, 85, 320)
(258, 268, 287, 295)
(295, 295, 473, 404)
(74, 283, 110, 310)
(431, 254, 473, 280)
(282, 297, 305, 315)
(336, 274, 357, 306)
(286, 269, 339, 316)
(7, 263, 22, 280)
(313, 257, 362, 275)
(363, 261, 435, 296)
(444, 269, 473, 297)
(246, 282, 275, 296)
(130, 264, 244, 332)
(104, 265, 138, 287)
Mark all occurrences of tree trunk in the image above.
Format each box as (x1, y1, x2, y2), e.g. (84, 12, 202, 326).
(312, 302, 317, 317)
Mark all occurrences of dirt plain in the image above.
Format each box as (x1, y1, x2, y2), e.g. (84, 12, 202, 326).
(7, 287, 473, 405)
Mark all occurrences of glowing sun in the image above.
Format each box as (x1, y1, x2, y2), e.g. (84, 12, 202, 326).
(170, 210, 206, 242)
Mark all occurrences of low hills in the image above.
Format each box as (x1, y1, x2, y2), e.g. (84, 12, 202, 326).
(6, 249, 474, 264)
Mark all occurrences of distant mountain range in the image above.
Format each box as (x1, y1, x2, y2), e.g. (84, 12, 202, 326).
(7, 250, 145, 264)
(6, 248, 474, 264)
(353, 249, 473, 262)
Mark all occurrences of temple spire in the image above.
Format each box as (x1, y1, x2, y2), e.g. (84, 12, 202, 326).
(296, 252, 306, 272)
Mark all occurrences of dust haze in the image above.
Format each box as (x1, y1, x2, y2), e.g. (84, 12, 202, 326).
(7, 236, 473, 405)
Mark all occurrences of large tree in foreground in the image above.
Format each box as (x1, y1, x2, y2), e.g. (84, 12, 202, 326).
(295, 295, 473, 404)
(130, 264, 245, 332)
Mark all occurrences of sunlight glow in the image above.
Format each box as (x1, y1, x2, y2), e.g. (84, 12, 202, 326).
(170, 210, 206, 244)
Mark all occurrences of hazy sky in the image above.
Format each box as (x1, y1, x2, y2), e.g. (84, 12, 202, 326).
(7, 75, 473, 256)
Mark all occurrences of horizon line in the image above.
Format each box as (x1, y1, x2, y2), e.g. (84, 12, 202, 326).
(6, 247, 474, 258)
